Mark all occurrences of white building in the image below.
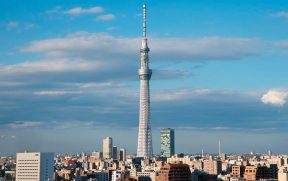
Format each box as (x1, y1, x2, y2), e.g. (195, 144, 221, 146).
(103, 137, 113, 159)
(119, 147, 126, 161)
(16, 152, 54, 181)
(111, 170, 123, 181)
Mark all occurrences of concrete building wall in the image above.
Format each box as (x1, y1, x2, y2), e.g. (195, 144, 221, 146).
(16, 152, 54, 181)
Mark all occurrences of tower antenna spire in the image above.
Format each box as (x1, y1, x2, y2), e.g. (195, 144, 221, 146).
(143, 4, 147, 38)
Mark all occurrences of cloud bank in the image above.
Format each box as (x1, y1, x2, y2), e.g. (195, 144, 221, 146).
(22, 32, 261, 62)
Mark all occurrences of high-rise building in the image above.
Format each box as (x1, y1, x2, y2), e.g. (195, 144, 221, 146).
(119, 147, 126, 161)
(113, 146, 118, 160)
(103, 137, 113, 159)
(160, 128, 175, 157)
(16, 152, 54, 181)
(137, 4, 153, 159)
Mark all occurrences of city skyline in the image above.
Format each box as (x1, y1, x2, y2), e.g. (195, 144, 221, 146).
(1, 0, 288, 155)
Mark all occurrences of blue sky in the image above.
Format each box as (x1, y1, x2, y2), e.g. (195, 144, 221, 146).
(1, 0, 288, 155)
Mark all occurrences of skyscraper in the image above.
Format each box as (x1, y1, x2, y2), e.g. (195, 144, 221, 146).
(16, 152, 54, 181)
(160, 128, 175, 157)
(137, 4, 153, 159)
(103, 137, 113, 159)
(119, 147, 126, 161)
(113, 146, 117, 160)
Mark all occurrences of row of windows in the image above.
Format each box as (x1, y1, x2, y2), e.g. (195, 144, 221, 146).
(18, 175, 38, 176)
(17, 176, 38, 177)
(17, 169, 38, 170)
(17, 166, 38, 168)
(18, 162, 39, 164)
(18, 171, 38, 173)
(17, 178, 38, 180)
(18, 160, 39, 161)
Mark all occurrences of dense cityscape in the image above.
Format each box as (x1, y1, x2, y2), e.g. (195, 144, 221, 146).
(1, 131, 288, 181)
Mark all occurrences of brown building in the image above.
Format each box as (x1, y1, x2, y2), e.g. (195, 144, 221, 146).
(231, 165, 245, 178)
(243, 165, 272, 181)
(157, 163, 191, 181)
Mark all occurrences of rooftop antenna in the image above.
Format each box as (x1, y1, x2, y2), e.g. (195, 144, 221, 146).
(202, 149, 204, 158)
(143, 4, 147, 38)
(218, 140, 221, 156)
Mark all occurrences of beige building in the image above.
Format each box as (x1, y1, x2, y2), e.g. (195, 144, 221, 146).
(203, 156, 222, 175)
(279, 167, 288, 181)
(103, 137, 113, 159)
(167, 155, 203, 170)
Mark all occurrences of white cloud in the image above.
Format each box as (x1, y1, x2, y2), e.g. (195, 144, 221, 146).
(1, 21, 37, 31)
(8, 121, 45, 129)
(96, 14, 115, 21)
(33, 90, 83, 96)
(153, 88, 213, 101)
(65, 7, 104, 15)
(261, 89, 288, 106)
(275, 11, 288, 18)
(0, 59, 102, 74)
(22, 32, 261, 61)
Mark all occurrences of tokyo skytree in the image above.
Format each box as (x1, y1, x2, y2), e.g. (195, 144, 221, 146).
(136, 4, 153, 158)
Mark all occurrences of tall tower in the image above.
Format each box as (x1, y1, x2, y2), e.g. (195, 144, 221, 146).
(137, 4, 153, 158)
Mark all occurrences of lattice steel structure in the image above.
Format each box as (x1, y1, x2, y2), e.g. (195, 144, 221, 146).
(136, 4, 153, 158)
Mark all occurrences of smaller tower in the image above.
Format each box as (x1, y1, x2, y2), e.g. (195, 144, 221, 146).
(103, 137, 113, 159)
(160, 128, 175, 157)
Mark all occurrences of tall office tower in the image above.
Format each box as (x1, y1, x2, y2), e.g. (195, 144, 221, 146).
(137, 4, 153, 159)
(113, 146, 117, 160)
(119, 147, 126, 161)
(160, 128, 175, 157)
(16, 152, 54, 181)
(103, 137, 113, 159)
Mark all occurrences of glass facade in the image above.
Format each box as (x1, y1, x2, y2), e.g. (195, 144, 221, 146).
(160, 128, 175, 157)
